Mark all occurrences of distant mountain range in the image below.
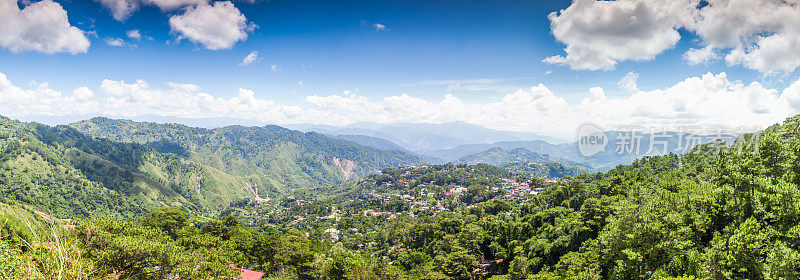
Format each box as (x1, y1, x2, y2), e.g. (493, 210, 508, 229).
(19, 114, 739, 177)
(286, 122, 568, 151)
(422, 130, 738, 170)
(329, 134, 410, 152)
(16, 115, 268, 129)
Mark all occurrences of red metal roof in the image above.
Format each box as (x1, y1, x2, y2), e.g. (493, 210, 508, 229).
(229, 264, 265, 280)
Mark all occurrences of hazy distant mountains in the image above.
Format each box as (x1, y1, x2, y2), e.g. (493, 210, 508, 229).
(329, 134, 410, 152)
(16, 115, 269, 129)
(288, 120, 736, 172)
(286, 122, 568, 151)
(422, 130, 738, 170)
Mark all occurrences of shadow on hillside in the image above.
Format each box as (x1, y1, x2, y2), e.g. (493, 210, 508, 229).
(145, 138, 190, 157)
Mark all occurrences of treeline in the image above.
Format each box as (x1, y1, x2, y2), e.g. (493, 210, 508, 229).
(0, 206, 416, 280)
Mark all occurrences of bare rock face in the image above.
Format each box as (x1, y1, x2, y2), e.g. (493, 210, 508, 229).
(332, 157, 357, 180)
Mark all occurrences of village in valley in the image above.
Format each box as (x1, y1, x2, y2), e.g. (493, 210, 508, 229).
(228, 164, 560, 241)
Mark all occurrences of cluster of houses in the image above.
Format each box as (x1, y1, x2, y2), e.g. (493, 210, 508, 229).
(238, 165, 560, 236)
(498, 178, 543, 199)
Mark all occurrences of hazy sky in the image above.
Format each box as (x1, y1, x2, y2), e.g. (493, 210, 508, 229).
(2, 0, 800, 138)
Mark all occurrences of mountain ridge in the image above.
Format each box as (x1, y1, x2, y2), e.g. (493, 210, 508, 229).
(70, 117, 427, 191)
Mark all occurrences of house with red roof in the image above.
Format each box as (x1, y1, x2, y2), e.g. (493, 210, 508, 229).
(229, 264, 265, 280)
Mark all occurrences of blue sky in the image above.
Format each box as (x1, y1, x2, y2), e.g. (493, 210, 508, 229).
(1, 0, 800, 138)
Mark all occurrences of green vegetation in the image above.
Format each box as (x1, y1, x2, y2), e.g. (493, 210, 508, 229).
(219, 116, 800, 279)
(456, 147, 550, 165)
(0, 116, 277, 218)
(501, 161, 584, 179)
(71, 117, 425, 191)
(2, 115, 800, 279)
(0, 115, 425, 220)
(454, 147, 589, 178)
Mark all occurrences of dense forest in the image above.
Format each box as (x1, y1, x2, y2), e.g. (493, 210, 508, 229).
(2, 115, 800, 279)
(0, 116, 280, 218)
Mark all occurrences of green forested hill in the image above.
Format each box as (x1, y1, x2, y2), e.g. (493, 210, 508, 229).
(456, 147, 549, 165)
(70, 117, 426, 191)
(0, 116, 276, 218)
(0, 116, 424, 219)
(455, 147, 586, 178)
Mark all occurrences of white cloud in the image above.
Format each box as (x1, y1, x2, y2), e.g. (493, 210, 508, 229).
(2, 72, 798, 139)
(0, 73, 98, 116)
(545, 0, 694, 70)
(618, 71, 639, 92)
(169, 1, 256, 50)
(547, 0, 800, 73)
(690, 0, 800, 73)
(104, 37, 136, 48)
(373, 23, 386, 31)
(144, 0, 207, 11)
(126, 29, 142, 40)
(683, 46, 718, 65)
(240, 51, 259, 66)
(95, 79, 307, 122)
(96, 0, 208, 21)
(105, 38, 123, 47)
(95, 0, 138, 21)
(0, 0, 90, 54)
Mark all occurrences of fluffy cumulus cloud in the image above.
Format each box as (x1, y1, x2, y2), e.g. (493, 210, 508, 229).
(96, 79, 310, 122)
(545, 0, 695, 70)
(2, 71, 799, 138)
(95, 0, 208, 21)
(0, 0, 90, 54)
(547, 0, 800, 73)
(0, 73, 98, 116)
(169, 1, 256, 50)
(692, 0, 800, 73)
